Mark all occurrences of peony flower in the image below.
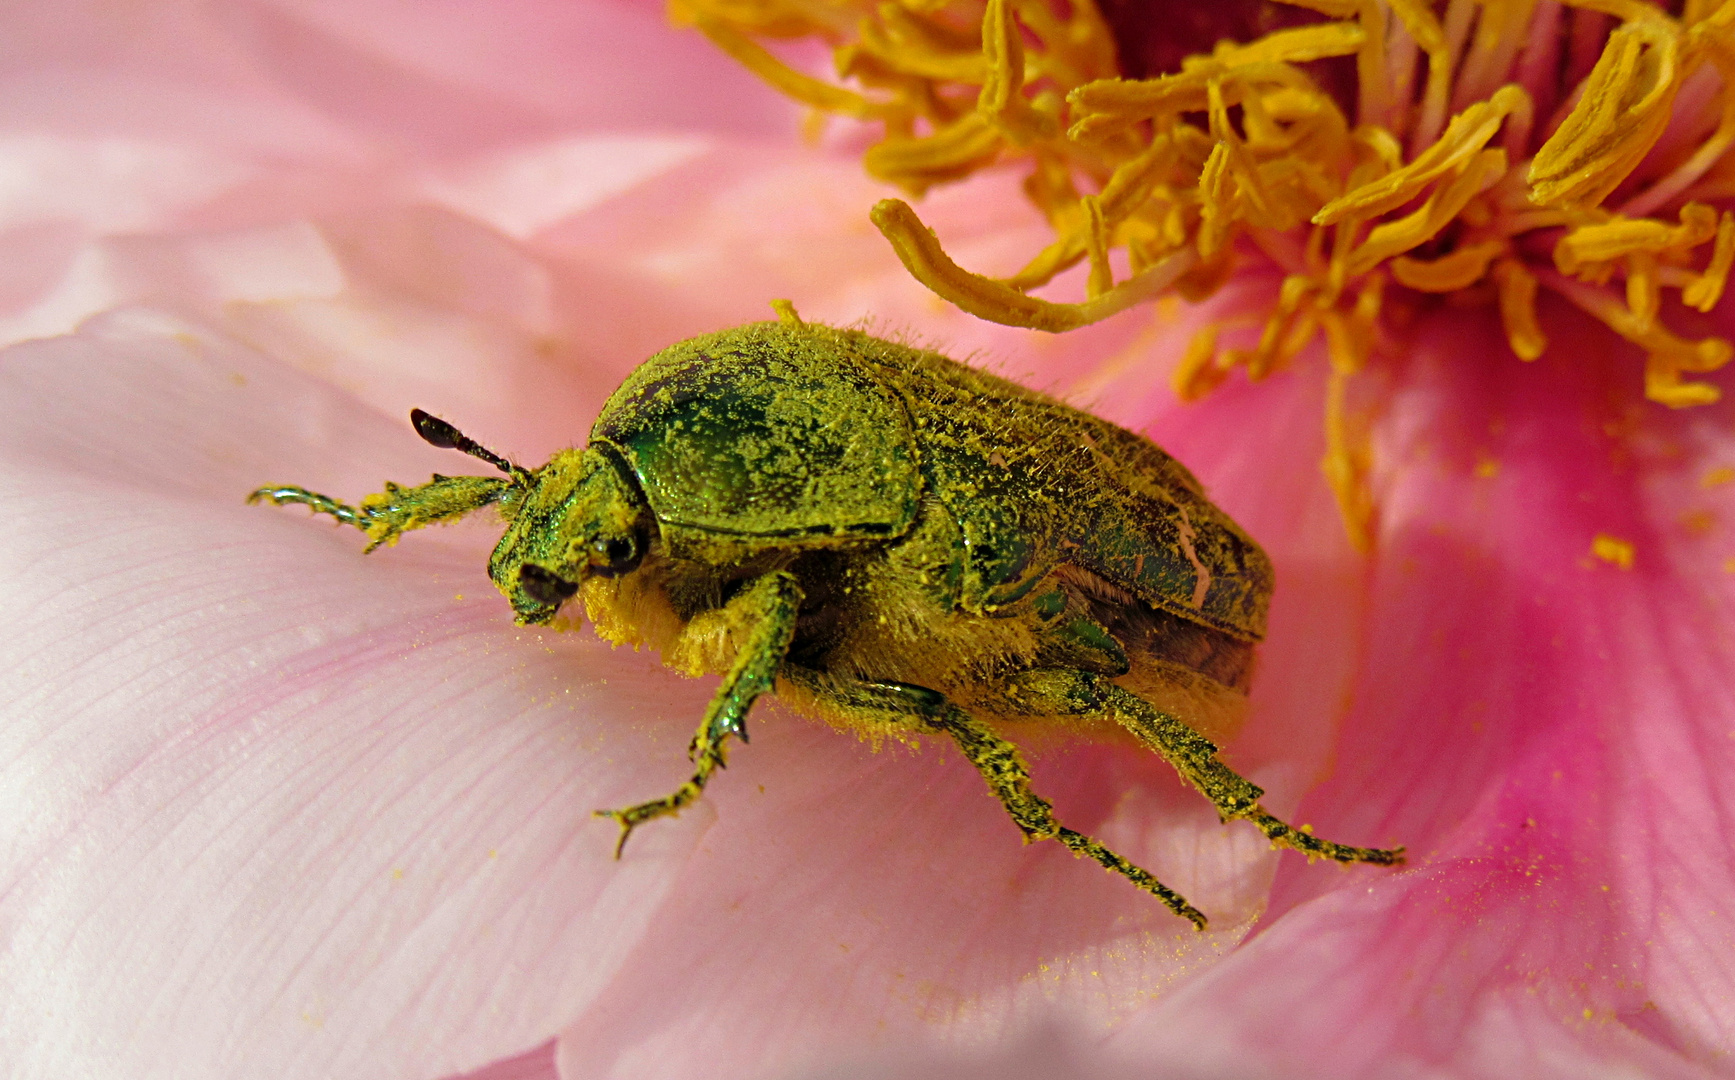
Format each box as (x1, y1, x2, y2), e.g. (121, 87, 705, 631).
(4, 2, 1735, 1080)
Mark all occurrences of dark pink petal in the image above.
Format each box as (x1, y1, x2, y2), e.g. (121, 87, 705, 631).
(1091, 300, 1735, 1076)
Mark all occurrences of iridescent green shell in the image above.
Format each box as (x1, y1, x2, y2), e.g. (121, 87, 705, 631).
(592, 322, 1272, 642)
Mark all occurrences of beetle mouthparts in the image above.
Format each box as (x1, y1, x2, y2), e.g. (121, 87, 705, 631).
(518, 563, 580, 606)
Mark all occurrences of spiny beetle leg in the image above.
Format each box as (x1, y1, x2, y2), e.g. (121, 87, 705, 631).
(1000, 668, 1404, 868)
(784, 671, 1208, 929)
(1244, 809, 1405, 865)
(597, 571, 802, 857)
(927, 705, 1208, 929)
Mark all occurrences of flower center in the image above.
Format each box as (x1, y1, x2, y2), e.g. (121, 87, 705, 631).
(671, 0, 1735, 543)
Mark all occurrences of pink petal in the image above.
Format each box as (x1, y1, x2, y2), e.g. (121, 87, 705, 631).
(1090, 298, 1735, 1076)
(0, 309, 713, 1079)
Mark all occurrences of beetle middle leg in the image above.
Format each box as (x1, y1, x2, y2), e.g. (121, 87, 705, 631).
(596, 570, 803, 856)
(998, 669, 1404, 867)
(782, 672, 1209, 928)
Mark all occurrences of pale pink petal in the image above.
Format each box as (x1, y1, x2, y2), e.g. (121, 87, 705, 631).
(0, 309, 715, 1079)
(441, 1041, 559, 1080)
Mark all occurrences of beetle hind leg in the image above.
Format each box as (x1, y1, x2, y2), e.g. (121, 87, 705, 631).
(784, 673, 1208, 929)
(999, 669, 1403, 867)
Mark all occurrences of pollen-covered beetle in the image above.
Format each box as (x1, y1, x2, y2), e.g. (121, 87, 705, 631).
(250, 309, 1401, 927)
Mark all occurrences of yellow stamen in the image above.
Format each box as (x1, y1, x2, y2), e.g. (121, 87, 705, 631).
(1316, 84, 1528, 225)
(1175, 325, 1227, 401)
(681, 11, 891, 121)
(1324, 366, 1374, 552)
(1345, 147, 1508, 275)
(864, 113, 1004, 195)
(1684, 211, 1735, 310)
(977, 0, 1059, 143)
(1540, 266, 1731, 406)
(1492, 258, 1548, 360)
(1530, 17, 1681, 210)
(871, 197, 1198, 331)
(1083, 196, 1113, 298)
(684, 0, 1735, 544)
(1392, 239, 1507, 291)
(1554, 202, 1719, 274)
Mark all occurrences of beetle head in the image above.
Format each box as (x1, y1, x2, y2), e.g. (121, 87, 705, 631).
(488, 445, 652, 625)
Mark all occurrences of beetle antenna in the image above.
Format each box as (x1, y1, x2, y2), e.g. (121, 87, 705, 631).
(410, 409, 530, 483)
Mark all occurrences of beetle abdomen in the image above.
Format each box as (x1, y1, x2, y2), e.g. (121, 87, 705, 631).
(840, 328, 1273, 642)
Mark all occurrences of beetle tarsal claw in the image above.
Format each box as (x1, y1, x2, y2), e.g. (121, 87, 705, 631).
(595, 810, 636, 860)
(594, 783, 701, 859)
(595, 804, 670, 859)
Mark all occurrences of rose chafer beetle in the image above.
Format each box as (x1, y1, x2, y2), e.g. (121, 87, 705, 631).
(251, 309, 1401, 927)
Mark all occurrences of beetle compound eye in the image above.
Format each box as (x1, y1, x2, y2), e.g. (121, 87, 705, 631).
(591, 534, 643, 578)
(519, 563, 579, 605)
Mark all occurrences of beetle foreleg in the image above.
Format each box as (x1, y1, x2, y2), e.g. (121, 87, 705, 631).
(596, 571, 802, 857)
(780, 673, 1209, 929)
(247, 486, 369, 529)
(250, 474, 509, 551)
(999, 669, 1404, 868)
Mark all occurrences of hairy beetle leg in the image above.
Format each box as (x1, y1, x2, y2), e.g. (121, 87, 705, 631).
(784, 674, 1208, 929)
(598, 571, 803, 857)
(251, 475, 510, 552)
(1001, 669, 1404, 868)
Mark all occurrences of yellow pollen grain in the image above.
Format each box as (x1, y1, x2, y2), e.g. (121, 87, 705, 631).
(1591, 533, 1636, 570)
(1681, 508, 1717, 535)
(683, 0, 1735, 544)
(1703, 466, 1735, 487)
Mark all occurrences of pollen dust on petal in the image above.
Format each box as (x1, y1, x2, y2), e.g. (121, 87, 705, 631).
(1591, 533, 1636, 570)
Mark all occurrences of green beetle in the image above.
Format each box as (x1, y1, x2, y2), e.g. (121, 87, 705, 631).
(251, 310, 1401, 927)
